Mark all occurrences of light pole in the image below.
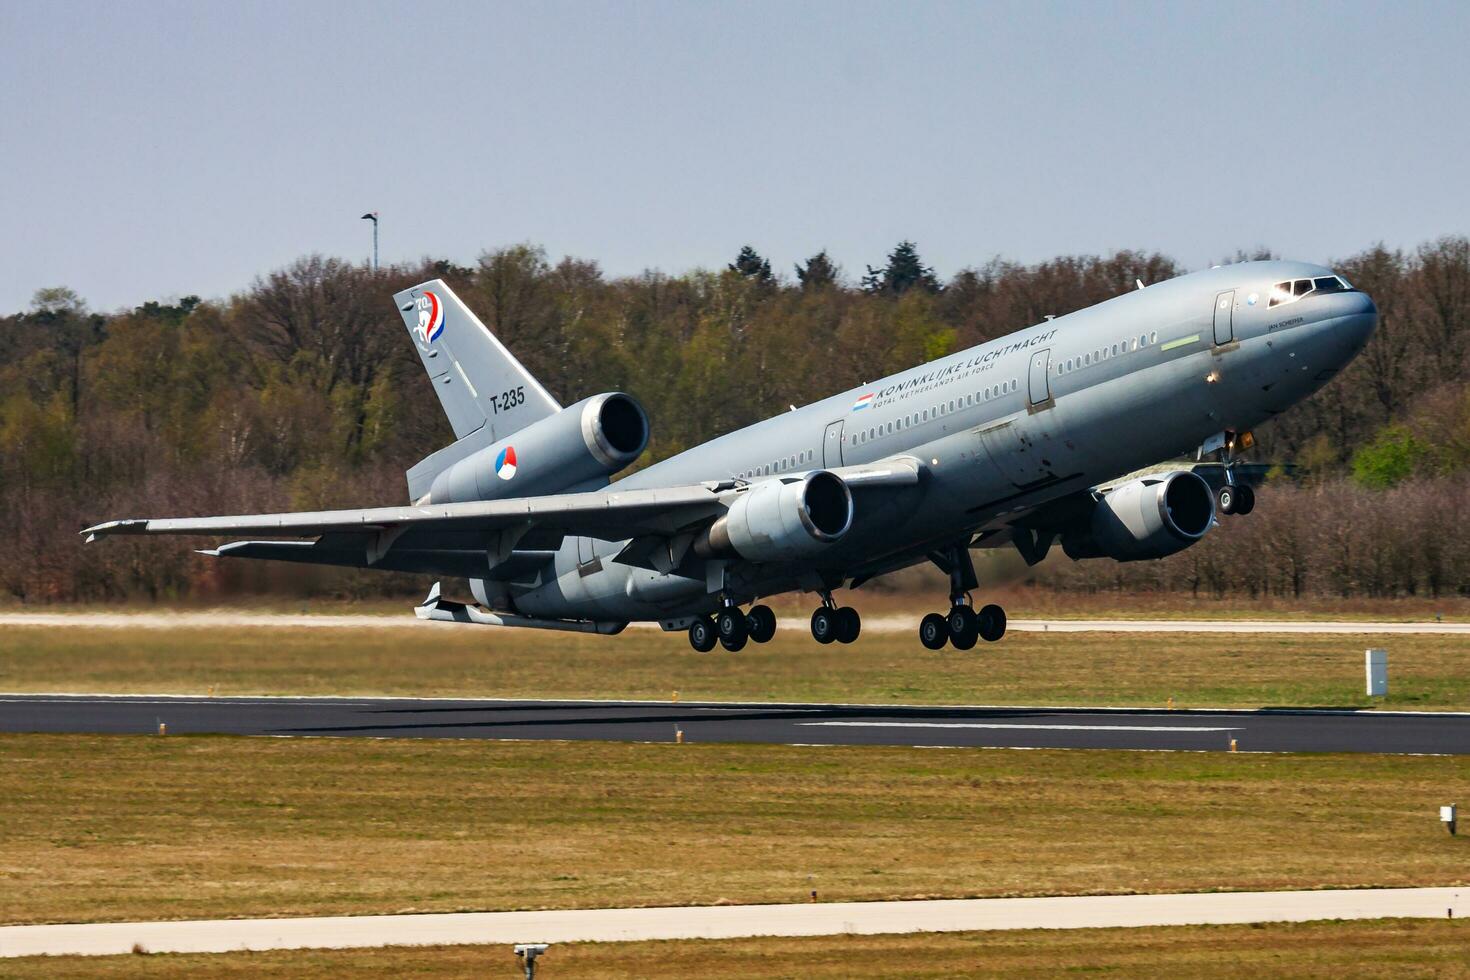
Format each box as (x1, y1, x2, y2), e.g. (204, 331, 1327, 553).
(360, 211, 379, 270)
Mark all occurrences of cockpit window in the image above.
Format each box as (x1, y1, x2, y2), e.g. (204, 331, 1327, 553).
(1268, 275, 1353, 308)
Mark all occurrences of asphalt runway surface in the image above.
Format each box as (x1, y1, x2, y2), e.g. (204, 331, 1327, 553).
(5, 694, 1468, 754)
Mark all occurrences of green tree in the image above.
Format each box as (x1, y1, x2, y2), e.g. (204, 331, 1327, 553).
(728, 245, 774, 288)
(1351, 426, 1426, 487)
(795, 250, 838, 291)
(862, 241, 941, 296)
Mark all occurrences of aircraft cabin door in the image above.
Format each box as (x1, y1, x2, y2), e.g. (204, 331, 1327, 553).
(1213, 290, 1235, 346)
(1027, 348, 1053, 409)
(822, 420, 845, 468)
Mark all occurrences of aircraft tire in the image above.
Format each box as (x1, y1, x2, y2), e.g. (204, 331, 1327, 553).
(688, 618, 717, 653)
(1234, 483, 1256, 515)
(919, 613, 949, 650)
(835, 606, 861, 644)
(746, 604, 777, 643)
(947, 604, 977, 637)
(810, 607, 839, 644)
(717, 607, 748, 649)
(1216, 484, 1237, 516)
(978, 603, 1007, 642)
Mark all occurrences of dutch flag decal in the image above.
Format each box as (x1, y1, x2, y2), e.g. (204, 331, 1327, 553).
(851, 393, 874, 412)
(495, 445, 518, 480)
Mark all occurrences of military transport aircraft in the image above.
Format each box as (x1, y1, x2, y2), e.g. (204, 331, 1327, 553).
(85, 262, 1377, 651)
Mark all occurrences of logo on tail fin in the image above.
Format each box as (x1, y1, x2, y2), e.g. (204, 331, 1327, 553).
(495, 445, 518, 480)
(416, 292, 446, 346)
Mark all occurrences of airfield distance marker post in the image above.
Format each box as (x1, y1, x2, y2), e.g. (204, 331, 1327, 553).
(1366, 648, 1388, 698)
(513, 943, 548, 979)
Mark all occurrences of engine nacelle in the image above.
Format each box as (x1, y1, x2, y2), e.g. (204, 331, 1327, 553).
(1061, 470, 1214, 562)
(427, 392, 648, 504)
(695, 471, 853, 562)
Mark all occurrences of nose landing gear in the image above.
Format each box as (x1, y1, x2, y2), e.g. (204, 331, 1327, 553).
(1215, 481, 1255, 516)
(920, 545, 1007, 650)
(1202, 430, 1257, 516)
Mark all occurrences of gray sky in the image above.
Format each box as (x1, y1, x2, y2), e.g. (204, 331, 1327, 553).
(3, 0, 1467, 314)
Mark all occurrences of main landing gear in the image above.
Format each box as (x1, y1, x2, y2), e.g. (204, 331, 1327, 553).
(688, 601, 778, 652)
(810, 593, 860, 645)
(920, 545, 1006, 650)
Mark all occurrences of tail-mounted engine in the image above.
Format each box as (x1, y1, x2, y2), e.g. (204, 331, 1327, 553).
(427, 392, 649, 504)
(695, 470, 854, 562)
(1061, 470, 1214, 562)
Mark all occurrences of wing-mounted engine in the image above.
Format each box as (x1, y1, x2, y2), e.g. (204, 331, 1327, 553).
(1061, 470, 1214, 562)
(694, 470, 854, 562)
(425, 392, 649, 504)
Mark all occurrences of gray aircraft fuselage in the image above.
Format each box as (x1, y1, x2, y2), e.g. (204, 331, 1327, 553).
(503, 260, 1376, 625)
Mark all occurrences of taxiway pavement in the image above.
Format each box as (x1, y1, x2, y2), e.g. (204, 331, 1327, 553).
(2, 888, 1463, 958)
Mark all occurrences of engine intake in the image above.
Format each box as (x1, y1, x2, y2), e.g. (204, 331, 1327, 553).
(695, 471, 853, 562)
(1062, 470, 1214, 562)
(428, 392, 649, 503)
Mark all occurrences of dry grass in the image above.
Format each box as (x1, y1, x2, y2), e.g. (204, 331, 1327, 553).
(2, 625, 1468, 710)
(2, 735, 1469, 926)
(6, 920, 1470, 978)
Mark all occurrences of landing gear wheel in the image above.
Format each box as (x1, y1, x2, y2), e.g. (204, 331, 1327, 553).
(946, 605, 978, 650)
(834, 606, 861, 644)
(1234, 483, 1256, 515)
(688, 617, 717, 653)
(746, 604, 777, 644)
(919, 612, 950, 650)
(978, 603, 1007, 642)
(716, 607, 748, 651)
(810, 607, 839, 645)
(1216, 484, 1237, 516)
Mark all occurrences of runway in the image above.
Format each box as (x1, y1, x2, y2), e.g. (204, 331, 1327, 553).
(5, 694, 1469, 754)
(2, 888, 1462, 958)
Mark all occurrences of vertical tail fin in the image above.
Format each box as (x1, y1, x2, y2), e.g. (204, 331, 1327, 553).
(393, 279, 560, 441)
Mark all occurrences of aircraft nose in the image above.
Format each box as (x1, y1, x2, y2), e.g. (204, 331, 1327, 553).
(1346, 290, 1379, 346)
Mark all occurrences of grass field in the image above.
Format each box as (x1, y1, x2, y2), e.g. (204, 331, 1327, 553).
(8, 919, 1470, 978)
(3, 734, 1468, 926)
(8, 586, 1469, 621)
(2, 624, 1468, 710)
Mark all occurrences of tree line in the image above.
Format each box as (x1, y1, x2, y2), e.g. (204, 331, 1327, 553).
(2, 236, 1467, 602)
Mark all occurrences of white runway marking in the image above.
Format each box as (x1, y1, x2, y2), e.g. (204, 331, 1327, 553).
(799, 721, 1241, 733)
(1, 888, 1461, 958)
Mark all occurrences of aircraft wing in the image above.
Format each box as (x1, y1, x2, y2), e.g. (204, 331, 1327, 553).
(82, 484, 728, 553)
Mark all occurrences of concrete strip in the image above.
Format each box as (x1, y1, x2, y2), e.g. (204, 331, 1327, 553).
(1, 888, 1463, 958)
(0, 612, 1465, 634)
(799, 722, 1242, 732)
